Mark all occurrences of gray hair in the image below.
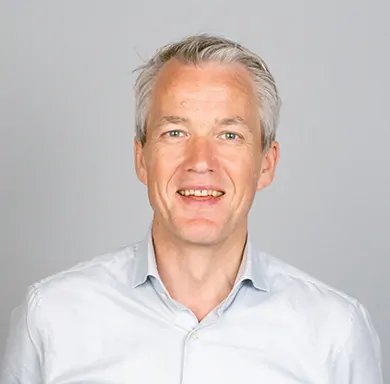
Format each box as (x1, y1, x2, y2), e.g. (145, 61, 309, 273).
(133, 34, 281, 151)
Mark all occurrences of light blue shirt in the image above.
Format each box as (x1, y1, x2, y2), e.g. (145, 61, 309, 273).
(1, 230, 383, 383)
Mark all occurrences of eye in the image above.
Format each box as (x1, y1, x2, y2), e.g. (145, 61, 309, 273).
(220, 131, 240, 140)
(164, 130, 185, 138)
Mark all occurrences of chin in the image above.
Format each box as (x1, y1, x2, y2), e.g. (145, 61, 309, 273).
(174, 219, 225, 245)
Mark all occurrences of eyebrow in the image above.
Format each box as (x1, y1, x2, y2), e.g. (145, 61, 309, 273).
(216, 116, 247, 126)
(155, 115, 189, 127)
(155, 115, 252, 132)
(215, 116, 252, 132)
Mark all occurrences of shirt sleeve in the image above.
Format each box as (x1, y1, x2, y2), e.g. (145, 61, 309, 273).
(0, 285, 44, 384)
(331, 300, 383, 383)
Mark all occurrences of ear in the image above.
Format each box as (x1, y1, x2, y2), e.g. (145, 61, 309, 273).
(134, 137, 148, 186)
(256, 141, 280, 191)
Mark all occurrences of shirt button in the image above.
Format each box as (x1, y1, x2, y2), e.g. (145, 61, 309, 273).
(191, 331, 199, 340)
(160, 292, 168, 300)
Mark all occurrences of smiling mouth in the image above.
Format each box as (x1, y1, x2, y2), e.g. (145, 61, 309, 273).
(177, 189, 225, 198)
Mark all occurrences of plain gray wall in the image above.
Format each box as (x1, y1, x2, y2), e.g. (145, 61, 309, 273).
(1, 0, 388, 379)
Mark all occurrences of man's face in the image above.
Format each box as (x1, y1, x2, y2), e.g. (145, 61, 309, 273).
(135, 59, 279, 245)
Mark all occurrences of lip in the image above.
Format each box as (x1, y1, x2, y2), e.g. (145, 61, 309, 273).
(176, 185, 225, 193)
(176, 192, 224, 206)
(175, 185, 226, 206)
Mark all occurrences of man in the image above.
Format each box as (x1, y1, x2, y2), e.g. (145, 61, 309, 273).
(1, 34, 383, 383)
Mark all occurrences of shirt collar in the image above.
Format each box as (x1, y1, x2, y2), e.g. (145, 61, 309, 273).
(131, 229, 270, 292)
(131, 229, 160, 288)
(234, 233, 270, 292)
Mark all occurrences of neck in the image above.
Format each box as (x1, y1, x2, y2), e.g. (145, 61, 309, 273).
(151, 217, 248, 320)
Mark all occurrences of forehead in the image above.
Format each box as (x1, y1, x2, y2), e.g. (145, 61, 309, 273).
(149, 59, 258, 115)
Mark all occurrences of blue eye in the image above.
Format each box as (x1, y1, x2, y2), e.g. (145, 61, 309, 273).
(166, 130, 184, 137)
(222, 132, 238, 140)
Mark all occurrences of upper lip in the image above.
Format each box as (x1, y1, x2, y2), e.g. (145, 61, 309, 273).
(177, 185, 225, 192)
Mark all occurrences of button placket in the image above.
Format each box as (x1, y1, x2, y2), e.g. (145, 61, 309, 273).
(160, 292, 168, 301)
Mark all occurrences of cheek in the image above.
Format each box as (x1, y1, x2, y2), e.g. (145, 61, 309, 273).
(145, 146, 184, 187)
(220, 147, 260, 183)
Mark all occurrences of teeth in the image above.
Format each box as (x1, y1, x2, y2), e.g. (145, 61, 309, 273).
(178, 189, 224, 197)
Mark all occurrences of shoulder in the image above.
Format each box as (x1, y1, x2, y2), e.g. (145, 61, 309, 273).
(254, 251, 382, 373)
(26, 240, 142, 307)
(2, 241, 144, 371)
(258, 250, 368, 339)
(261, 250, 357, 304)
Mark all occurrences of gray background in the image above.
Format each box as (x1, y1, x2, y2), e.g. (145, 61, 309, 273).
(1, 0, 388, 380)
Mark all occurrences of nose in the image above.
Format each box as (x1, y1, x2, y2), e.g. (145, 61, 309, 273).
(184, 137, 216, 173)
